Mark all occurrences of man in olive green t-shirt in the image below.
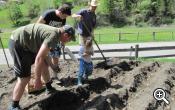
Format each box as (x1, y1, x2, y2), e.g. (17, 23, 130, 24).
(8, 23, 75, 110)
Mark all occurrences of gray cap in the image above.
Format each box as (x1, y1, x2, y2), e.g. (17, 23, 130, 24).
(63, 25, 76, 41)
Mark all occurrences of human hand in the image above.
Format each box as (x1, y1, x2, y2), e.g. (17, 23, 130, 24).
(82, 52, 89, 56)
(52, 65, 61, 73)
(34, 79, 42, 89)
(76, 15, 83, 21)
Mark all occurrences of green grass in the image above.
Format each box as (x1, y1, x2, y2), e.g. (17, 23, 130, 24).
(0, 9, 13, 28)
(1, 25, 175, 48)
(0, 32, 11, 48)
(139, 58, 175, 63)
(93, 26, 175, 43)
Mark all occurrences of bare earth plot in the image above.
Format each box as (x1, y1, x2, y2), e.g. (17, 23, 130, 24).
(0, 58, 175, 110)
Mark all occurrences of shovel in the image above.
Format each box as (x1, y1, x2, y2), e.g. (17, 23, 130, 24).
(81, 21, 111, 69)
(64, 47, 78, 63)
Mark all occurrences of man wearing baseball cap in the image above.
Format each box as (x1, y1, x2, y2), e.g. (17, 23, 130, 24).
(37, 3, 73, 89)
(8, 23, 75, 110)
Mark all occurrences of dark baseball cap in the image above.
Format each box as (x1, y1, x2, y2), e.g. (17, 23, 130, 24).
(63, 25, 76, 41)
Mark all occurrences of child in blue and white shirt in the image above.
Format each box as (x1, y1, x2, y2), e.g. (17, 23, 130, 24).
(48, 43, 62, 79)
(78, 39, 94, 85)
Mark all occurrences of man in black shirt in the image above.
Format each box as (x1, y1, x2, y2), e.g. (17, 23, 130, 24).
(36, 4, 72, 94)
(37, 4, 72, 27)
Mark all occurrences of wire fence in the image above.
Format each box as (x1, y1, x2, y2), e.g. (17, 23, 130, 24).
(64, 45, 175, 60)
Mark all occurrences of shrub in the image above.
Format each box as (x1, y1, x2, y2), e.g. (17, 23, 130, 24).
(96, 13, 110, 26)
(110, 8, 128, 27)
(27, 0, 40, 18)
(161, 17, 173, 24)
(53, 0, 62, 8)
(134, 14, 144, 26)
(8, 1, 23, 26)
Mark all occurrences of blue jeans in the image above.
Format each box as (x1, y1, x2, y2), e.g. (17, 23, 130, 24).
(78, 59, 93, 84)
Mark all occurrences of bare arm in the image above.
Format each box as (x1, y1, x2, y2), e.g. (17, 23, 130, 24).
(34, 43, 49, 89)
(36, 16, 46, 24)
(72, 14, 82, 20)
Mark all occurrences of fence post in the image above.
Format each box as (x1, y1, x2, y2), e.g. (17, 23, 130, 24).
(152, 32, 156, 40)
(129, 46, 133, 59)
(135, 44, 139, 60)
(118, 32, 121, 41)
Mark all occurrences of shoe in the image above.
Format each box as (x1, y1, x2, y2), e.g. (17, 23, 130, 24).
(77, 77, 83, 86)
(45, 86, 57, 95)
(8, 105, 21, 110)
(83, 74, 88, 80)
(83, 74, 89, 84)
(77, 82, 82, 86)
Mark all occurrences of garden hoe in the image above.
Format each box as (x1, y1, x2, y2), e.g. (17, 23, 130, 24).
(82, 22, 112, 69)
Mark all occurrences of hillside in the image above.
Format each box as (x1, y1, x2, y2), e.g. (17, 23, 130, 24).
(1, 0, 175, 29)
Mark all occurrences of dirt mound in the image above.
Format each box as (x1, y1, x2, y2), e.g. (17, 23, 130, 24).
(0, 58, 175, 110)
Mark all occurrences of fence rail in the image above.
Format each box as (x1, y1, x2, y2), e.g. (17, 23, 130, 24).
(94, 31, 175, 42)
(64, 45, 175, 60)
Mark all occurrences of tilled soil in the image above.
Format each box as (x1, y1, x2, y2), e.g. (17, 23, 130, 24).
(0, 58, 175, 110)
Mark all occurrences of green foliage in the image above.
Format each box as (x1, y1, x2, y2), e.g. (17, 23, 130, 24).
(2, 0, 175, 28)
(99, 0, 109, 13)
(27, 0, 40, 18)
(53, 0, 62, 8)
(134, 13, 144, 25)
(161, 17, 173, 24)
(123, 0, 132, 11)
(8, 1, 23, 26)
(138, 0, 151, 10)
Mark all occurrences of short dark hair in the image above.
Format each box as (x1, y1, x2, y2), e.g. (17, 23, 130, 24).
(58, 4, 72, 15)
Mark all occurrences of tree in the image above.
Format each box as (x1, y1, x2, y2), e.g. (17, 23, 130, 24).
(53, 0, 63, 8)
(8, 1, 23, 26)
(27, 0, 40, 18)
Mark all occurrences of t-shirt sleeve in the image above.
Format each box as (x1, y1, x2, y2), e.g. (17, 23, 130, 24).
(43, 32, 58, 49)
(79, 46, 84, 56)
(42, 10, 52, 21)
(76, 9, 85, 16)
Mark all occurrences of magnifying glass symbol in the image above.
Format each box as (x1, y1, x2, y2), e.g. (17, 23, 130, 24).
(153, 88, 169, 105)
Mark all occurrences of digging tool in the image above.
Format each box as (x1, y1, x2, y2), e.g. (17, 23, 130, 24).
(80, 21, 113, 69)
(81, 22, 107, 63)
(64, 47, 78, 63)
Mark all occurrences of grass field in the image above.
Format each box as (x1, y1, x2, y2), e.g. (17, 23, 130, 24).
(1, 25, 175, 48)
(1, 1, 175, 48)
(140, 58, 175, 63)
